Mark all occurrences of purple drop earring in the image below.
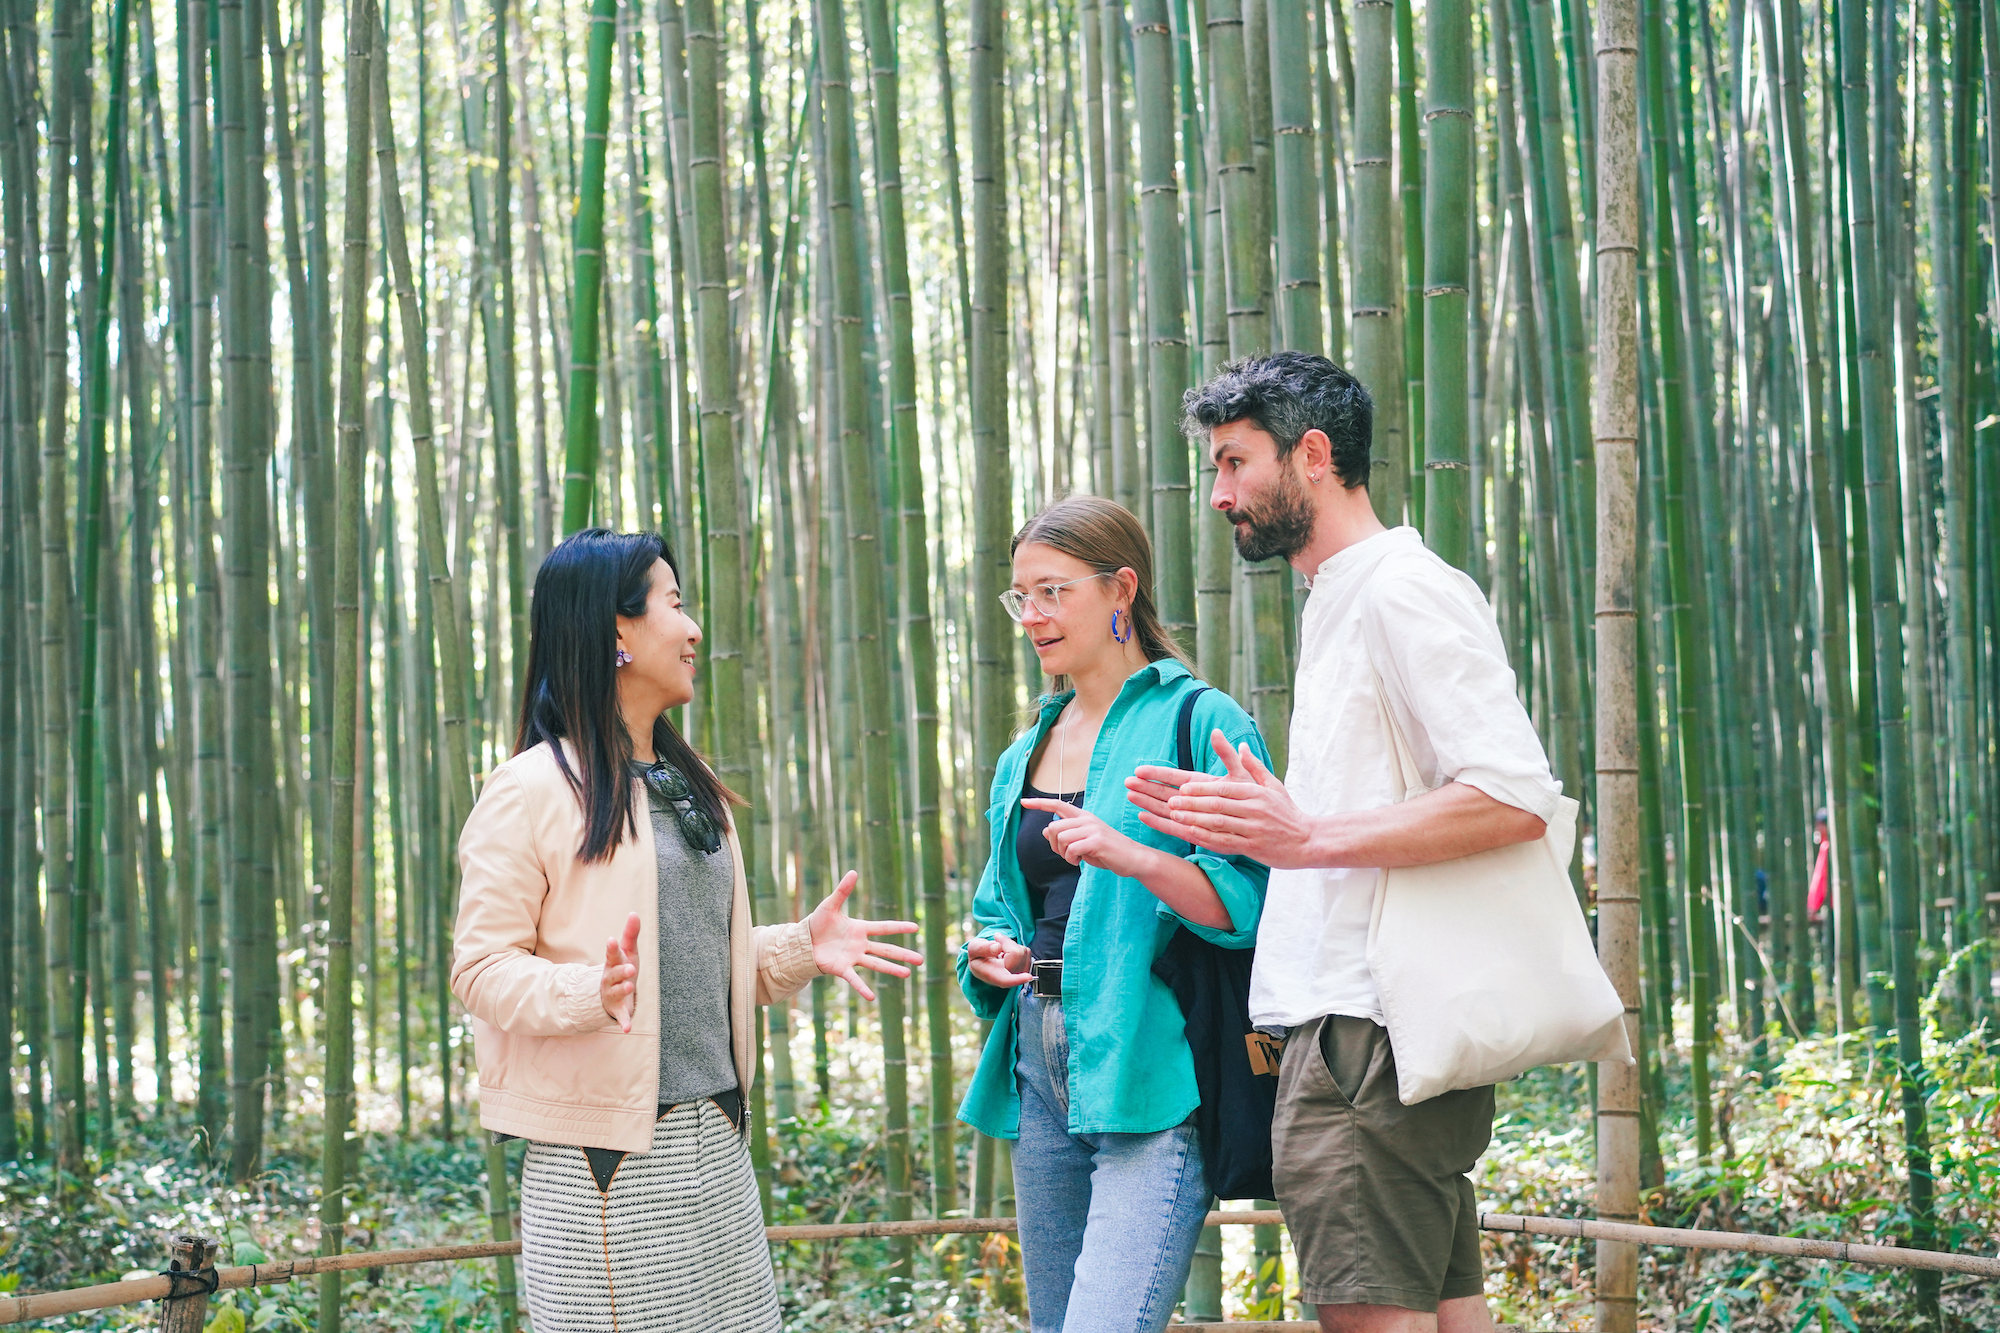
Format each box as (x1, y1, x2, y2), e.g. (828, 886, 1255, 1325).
(616, 647, 633, 666)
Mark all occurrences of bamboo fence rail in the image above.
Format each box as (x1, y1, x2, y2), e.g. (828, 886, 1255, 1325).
(4, 1209, 1998, 1326)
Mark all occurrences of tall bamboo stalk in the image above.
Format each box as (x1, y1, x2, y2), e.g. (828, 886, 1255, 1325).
(1351, 0, 1402, 521)
(40, 0, 86, 1176)
(559, 0, 617, 531)
(1835, 0, 1936, 1296)
(319, 1, 373, 1324)
(816, 0, 915, 1273)
(1417, 0, 1468, 567)
(856, 0, 956, 1220)
(1592, 0, 1640, 1316)
(1268, 0, 1321, 357)
(1134, 0, 1193, 650)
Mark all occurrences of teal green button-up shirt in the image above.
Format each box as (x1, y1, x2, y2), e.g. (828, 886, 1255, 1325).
(954, 657, 1271, 1139)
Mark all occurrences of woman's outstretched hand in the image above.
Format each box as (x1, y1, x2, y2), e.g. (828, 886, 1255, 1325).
(806, 871, 924, 1001)
(601, 912, 642, 1031)
(964, 935, 1033, 990)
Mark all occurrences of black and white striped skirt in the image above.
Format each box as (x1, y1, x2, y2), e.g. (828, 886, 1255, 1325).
(518, 1100, 781, 1332)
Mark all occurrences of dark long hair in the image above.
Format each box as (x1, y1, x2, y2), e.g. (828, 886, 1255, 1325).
(515, 529, 738, 863)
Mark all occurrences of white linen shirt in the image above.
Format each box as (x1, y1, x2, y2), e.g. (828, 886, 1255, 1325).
(1248, 526, 1564, 1029)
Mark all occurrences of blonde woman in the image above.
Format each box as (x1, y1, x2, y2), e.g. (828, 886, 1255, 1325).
(453, 528, 921, 1333)
(957, 496, 1272, 1333)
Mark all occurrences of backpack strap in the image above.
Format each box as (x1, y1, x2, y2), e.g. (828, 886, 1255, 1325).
(1176, 685, 1214, 775)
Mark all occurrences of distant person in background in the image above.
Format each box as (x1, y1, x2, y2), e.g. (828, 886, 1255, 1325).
(1807, 809, 1832, 921)
(957, 496, 1271, 1333)
(452, 529, 921, 1333)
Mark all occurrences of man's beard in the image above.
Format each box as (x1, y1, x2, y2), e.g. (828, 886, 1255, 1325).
(1226, 468, 1316, 563)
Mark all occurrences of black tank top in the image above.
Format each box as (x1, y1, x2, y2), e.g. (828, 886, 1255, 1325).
(1017, 781, 1085, 961)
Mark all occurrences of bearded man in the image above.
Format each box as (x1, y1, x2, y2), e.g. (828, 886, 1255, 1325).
(1125, 352, 1562, 1333)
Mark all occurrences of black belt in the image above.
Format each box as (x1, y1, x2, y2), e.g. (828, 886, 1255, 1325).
(1031, 959, 1063, 999)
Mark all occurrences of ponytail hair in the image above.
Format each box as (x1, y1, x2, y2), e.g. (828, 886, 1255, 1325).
(1009, 495, 1192, 696)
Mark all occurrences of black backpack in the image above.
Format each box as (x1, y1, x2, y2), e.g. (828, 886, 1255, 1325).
(1149, 685, 1281, 1202)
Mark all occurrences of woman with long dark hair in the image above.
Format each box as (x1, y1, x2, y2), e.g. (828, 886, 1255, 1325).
(453, 528, 919, 1332)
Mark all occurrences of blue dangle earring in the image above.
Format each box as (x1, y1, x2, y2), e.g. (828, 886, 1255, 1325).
(1110, 608, 1133, 644)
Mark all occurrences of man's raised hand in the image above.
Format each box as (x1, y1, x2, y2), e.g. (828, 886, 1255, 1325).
(1125, 729, 1319, 867)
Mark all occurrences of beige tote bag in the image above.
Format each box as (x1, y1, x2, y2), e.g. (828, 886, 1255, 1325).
(1365, 683, 1633, 1105)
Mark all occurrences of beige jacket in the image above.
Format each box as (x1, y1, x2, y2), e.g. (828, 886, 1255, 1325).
(452, 741, 818, 1153)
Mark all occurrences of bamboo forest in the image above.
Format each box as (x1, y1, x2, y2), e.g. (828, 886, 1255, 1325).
(0, 0, 1994, 1313)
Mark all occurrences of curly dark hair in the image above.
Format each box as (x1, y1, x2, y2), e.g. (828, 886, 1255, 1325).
(1180, 351, 1374, 489)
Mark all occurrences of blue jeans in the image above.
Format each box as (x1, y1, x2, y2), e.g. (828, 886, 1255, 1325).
(1011, 991, 1212, 1333)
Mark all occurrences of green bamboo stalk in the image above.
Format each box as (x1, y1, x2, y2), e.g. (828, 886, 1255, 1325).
(1211, 0, 1269, 356)
(492, 0, 524, 687)
(1758, 0, 1863, 1034)
(73, 0, 135, 1159)
(1081, 0, 1112, 494)
(1518, 0, 1592, 593)
(1135, 0, 1195, 653)
(1099, 0, 1139, 513)
(1269, 0, 1321, 357)
(318, 0, 372, 1322)
(122, 23, 176, 1108)
(216, 0, 269, 1181)
(378, 447, 414, 1138)
(856, 0, 956, 1219)
(559, 0, 617, 532)
(100, 496, 137, 1124)
(680, 0, 757, 861)
(1417, 0, 1468, 567)
(1351, 0, 1402, 522)
(1835, 0, 1937, 1294)
(39, 0, 86, 1176)
(0, 4, 50, 1161)
(1195, 71, 1234, 681)
(1394, 0, 1421, 499)
(1933, 0, 1985, 1025)
(0, 353, 15, 1160)
(1640, 0, 1716, 1154)
(816, 0, 915, 1274)
(968, 0, 1014, 924)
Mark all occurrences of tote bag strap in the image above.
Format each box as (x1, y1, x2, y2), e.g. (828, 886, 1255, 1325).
(1374, 677, 1430, 805)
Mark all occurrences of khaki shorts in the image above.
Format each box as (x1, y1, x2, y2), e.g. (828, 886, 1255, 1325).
(1271, 1014, 1495, 1312)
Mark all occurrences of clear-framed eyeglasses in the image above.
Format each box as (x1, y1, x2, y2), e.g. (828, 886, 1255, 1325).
(998, 572, 1112, 623)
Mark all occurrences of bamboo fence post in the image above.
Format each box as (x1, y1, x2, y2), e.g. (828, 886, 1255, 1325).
(154, 1235, 218, 1333)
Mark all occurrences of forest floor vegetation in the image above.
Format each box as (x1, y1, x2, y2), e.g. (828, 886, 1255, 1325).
(3, 999, 2000, 1329)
